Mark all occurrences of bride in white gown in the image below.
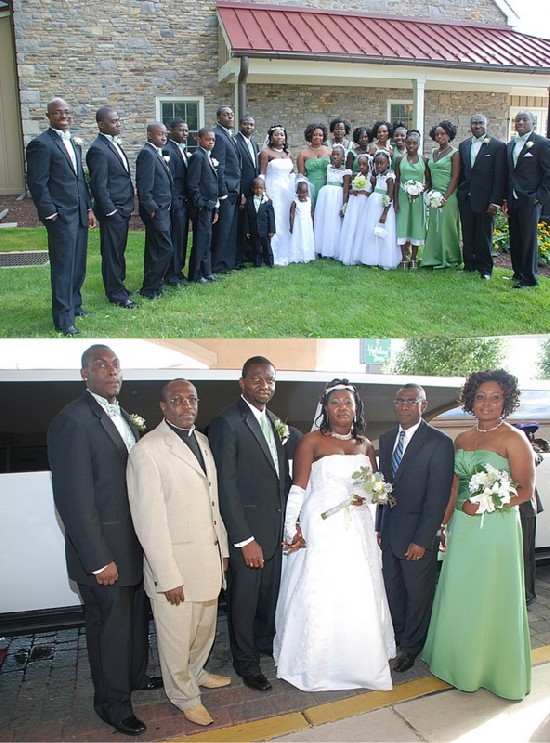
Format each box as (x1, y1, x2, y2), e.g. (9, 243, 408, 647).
(274, 379, 395, 692)
(259, 125, 294, 266)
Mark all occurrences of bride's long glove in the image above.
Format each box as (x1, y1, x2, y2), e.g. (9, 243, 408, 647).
(284, 485, 305, 544)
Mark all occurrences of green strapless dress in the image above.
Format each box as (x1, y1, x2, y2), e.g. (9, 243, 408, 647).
(305, 156, 330, 206)
(422, 449, 531, 701)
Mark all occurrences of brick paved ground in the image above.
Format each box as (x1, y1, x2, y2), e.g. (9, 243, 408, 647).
(1, 564, 549, 742)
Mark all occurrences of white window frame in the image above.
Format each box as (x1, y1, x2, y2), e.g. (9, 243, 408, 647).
(155, 95, 205, 137)
(387, 100, 414, 129)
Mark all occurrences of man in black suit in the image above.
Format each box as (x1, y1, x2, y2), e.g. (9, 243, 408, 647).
(186, 128, 222, 283)
(86, 106, 137, 309)
(457, 114, 506, 280)
(243, 177, 275, 267)
(47, 344, 161, 737)
(377, 383, 454, 673)
(136, 122, 174, 300)
(26, 97, 96, 335)
(209, 357, 288, 692)
(502, 110, 550, 288)
(162, 118, 191, 286)
(235, 114, 260, 268)
(210, 106, 242, 274)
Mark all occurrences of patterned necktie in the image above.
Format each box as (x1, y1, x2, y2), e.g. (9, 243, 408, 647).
(391, 430, 406, 477)
(259, 414, 279, 475)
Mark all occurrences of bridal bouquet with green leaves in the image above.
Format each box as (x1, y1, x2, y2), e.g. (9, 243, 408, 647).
(468, 463, 517, 513)
(320, 465, 394, 520)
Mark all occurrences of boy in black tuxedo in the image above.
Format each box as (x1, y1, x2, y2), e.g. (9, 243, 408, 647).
(243, 178, 276, 267)
(186, 128, 222, 283)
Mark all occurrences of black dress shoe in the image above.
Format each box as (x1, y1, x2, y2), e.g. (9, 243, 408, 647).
(205, 274, 222, 282)
(56, 325, 80, 336)
(234, 263, 246, 270)
(214, 269, 229, 275)
(139, 675, 163, 690)
(138, 290, 160, 300)
(113, 715, 146, 736)
(117, 299, 139, 309)
(393, 652, 416, 673)
(75, 309, 92, 317)
(242, 672, 272, 691)
(512, 283, 533, 290)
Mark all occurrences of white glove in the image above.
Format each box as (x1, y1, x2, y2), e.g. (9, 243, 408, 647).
(284, 484, 305, 543)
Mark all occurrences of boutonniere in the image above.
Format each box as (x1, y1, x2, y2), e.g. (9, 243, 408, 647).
(72, 137, 83, 147)
(163, 155, 170, 163)
(482, 137, 491, 145)
(129, 414, 146, 432)
(211, 157, 219, 168)
(274, 418, 289, 445)
(260, 194, 270, 205)
(525, 142, 534, 149)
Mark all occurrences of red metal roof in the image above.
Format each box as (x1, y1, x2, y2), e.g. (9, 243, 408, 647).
(217, 1, 550, 72)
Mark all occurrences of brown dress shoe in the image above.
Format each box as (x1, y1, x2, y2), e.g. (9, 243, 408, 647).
(200, 674, 232, 689)
(183, 703, 214, 726)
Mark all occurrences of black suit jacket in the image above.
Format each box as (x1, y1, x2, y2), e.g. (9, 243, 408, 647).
(187, 147, 221, 211)
(208, 398, 287, 560)
(135, 143, 172, 216)
(235, 132, 259, 198)
(162, 140, 189, 207)
(26, 128, 91, 226)
(212, 124, 241, 198)
(47, 391, 143, 587)
(506, 131, 550, 206)
(377, 420, 454, 558)
(243, 197, 276, 237)
(86, 134, 134, 219)
(457, 135, 506, 212)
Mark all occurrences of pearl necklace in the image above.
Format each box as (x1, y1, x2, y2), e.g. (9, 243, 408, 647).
(271, 145, 284, 151)
(331, 429, 353, 441)
(476, 419, 504, 433)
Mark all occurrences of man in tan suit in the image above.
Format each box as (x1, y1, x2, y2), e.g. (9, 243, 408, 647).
(127, 379, 230, 727)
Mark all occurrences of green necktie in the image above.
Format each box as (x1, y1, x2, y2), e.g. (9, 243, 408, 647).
(259, 414, 279, 475)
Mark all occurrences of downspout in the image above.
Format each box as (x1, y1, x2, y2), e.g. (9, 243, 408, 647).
(238, 56, 249, 120)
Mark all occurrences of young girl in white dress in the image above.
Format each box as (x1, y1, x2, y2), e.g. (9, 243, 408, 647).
(362, 151, 400, 270)
(313, 145, 352, 260)
(288, 180, 315, 263)
(340, 155, 372, 265)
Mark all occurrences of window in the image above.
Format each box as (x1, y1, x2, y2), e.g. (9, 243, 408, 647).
(156, 97, 204, 151)
(388, 101, 414, 130)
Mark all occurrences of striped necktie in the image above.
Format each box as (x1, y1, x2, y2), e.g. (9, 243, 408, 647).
(391, 430, 406, 477)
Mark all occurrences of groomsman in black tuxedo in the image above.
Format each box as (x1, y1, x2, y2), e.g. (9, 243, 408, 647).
(136, 122, 174, 300)
(211, 106, 242, 274)
(209, 357, 288, 692)
(26, 97, 96, 335)
(86, 106, 137, 309)
(186, 128, 222, 283)
(48, 344, 162, 737)
(377, 384, 454, 674)
(502, 110, 550, 288)
(457, 114, 506, 280)
(235, 114, 260, 268)
(162, 118, 191, 286)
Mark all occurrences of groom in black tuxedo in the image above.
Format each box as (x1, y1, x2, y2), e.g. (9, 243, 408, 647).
(26, 97, 96, 335)
(162, 118, 191, 285)
(86, 106, 137, 308)
(457, 114, 506, 279)
(502, 110, 550, 288)
(47, 344, 161, 736)
(377, 384, 454, 673)
(208, 357, 288, 692)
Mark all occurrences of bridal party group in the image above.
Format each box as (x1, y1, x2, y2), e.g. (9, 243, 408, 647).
(25, 98, 550, 335)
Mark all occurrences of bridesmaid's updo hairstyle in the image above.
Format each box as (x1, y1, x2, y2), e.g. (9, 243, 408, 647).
(459, 369, 521, 418)
(329, 117, 351, 135)
(304, 123, 328, 143)
(352, 126, 372, 144)
(267, 124, 289, 152)
(429, 120, 458, 142)
(317, 378, 366, 440)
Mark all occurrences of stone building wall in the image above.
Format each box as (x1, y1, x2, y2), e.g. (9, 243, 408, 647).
(12, 0, 510, 170)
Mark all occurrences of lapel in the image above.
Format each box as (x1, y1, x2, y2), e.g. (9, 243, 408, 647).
(162, 421, 207, 479)
(472, 138, 489, 169)
(168, 139, 186, 166)
(147, 142, 172, 179)
(84, 392, 130, 461)
(515, 132, 535, 168)
(102, 135, 129, 172)
(392, 420, 430, 487)
(266, 408, 285, 483)
(239, 399, 278, 475)
(218, 124, 238, 154)
(47, 128, 77, 176)
(237, 132, 257, 166)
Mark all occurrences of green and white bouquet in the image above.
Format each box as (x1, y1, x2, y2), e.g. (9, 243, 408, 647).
(351, 173, 369, 190)
(468, 463, 517, 513)
(402, 179, 424, 198)
(320, 465, 394, 520)
(426, 190, 445, 209)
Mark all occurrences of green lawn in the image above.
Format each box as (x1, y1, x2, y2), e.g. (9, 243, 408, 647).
(0, 228, 549, 337)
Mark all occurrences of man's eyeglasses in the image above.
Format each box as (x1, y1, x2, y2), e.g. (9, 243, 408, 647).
(393, 399, 423, 407)
(168, 397, 199, 405)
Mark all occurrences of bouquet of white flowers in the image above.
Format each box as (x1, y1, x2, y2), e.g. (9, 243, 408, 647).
(426, 190, 445, 209)
(468, 463, 517, 514)
(320, 465, 394, 520)
(402, 180, 424, 198)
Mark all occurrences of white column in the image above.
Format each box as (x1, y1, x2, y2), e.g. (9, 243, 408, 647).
(412, 76, 426, 142)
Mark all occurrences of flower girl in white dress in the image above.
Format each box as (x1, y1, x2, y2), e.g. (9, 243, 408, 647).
(362, 151, 401, 269)
(313, 146, 352, 260)
(340, 155, 372, 265)
(288, 181, 315, 263)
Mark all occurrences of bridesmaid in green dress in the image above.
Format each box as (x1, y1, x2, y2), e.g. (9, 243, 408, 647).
(391, 122, 407, 170)
(296, 123, 332, 207)
(422, 369, 535, 701)
(421, 120, 462, 269)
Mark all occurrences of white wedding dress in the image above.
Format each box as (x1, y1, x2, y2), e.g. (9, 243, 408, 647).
(274, 454, 395, 691)
(264, 157, 294, 266)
